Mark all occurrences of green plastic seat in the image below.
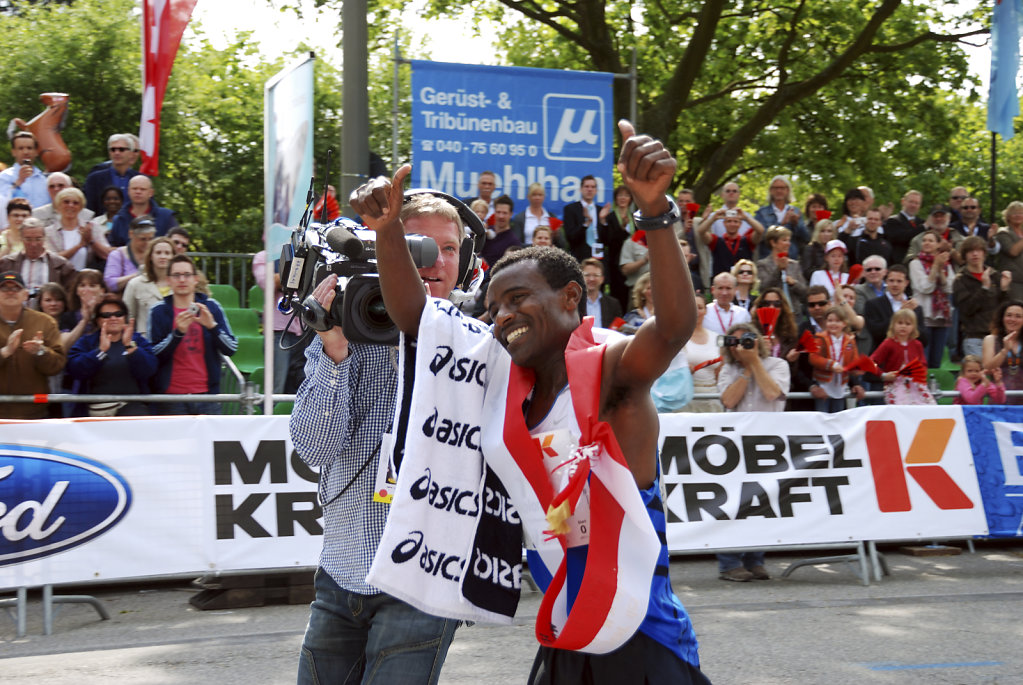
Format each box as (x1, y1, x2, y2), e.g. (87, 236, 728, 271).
(222, 308, 261, 336)
(273, 401, 294, 415)
(231, 335, 266, 375)
(208, 284, 241, 308)
(248, 284, 265, 311)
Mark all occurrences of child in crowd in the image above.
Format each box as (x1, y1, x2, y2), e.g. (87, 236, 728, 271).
(808, 239, 849, 297)
(954, 355, 1006, 405)
(808, 305, 865, 412)
(870, 308, 935, 405)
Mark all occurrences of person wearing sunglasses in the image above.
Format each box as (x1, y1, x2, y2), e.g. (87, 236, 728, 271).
(66, 293, 156, 417)
(947, 186, 968, 223)
(951, 196, 996, 248)
(83, 133, 140, 215)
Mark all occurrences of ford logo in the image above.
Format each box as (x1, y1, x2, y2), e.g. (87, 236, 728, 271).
(0, 444, 132, 566)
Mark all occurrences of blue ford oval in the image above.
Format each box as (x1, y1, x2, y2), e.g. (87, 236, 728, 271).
(0, 444, 132, 566)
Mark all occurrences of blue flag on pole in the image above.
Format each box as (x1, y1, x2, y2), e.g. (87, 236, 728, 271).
(989, 0, 1023, 140)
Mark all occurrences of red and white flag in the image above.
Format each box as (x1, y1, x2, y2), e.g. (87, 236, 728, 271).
(139, 0, 198, 176)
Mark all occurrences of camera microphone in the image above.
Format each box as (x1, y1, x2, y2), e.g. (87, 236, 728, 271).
(325, 224, 364, 259)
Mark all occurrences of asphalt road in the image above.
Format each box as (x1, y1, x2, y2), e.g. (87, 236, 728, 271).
(2, 542, 1022, 684)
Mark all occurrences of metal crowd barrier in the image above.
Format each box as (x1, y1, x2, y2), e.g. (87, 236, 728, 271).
(3, 389, 1023, 414)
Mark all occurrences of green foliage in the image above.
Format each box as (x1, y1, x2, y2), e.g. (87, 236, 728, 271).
(0, 0, 141, 172)
(0, 0, 344, 254)
(359, 0, 1007, 213)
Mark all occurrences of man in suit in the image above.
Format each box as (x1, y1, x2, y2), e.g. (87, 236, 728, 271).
(577, 257, 623, 328)
(563, 175, 600, 261)
(0, 220, 76, 295)
(883, 190, 925, 265)
(863, 264, 926, 351)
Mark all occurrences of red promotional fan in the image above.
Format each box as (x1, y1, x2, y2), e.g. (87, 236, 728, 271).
(685, 202, 701, 215)
(847, 264, 863, 284)
(845, 354, 881, 375)
(897, 359, 928, 384)
(692, 356, 722, 372)
(797, 330, 820, 354)
(756, 306, 779, 338)
(815, 209, 832, 221)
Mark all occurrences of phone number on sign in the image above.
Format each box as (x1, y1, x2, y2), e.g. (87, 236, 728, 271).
(420, 141, 537, 156)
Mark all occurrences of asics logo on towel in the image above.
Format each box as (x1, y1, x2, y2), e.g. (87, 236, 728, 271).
(428, 345, 487, 386)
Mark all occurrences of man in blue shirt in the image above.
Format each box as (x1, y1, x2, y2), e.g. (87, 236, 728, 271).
(0, 132, 49, 228)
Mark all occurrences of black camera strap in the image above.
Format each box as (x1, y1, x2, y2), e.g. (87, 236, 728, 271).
(319, 439, 379, 509)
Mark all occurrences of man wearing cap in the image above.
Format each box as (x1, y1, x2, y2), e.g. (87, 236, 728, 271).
(0, 219, 76, 294)
(108, 175, 178, 247)
(698, 206, 763, 277)
(0, 271, 66, 419)
(808, 239, 851, 297)
(905, 205, 964, 266)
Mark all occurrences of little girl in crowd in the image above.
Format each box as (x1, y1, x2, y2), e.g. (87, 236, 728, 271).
(809, 306, 865, 412)
(870, 308, 936, 405)
(954, 355, 1006, 405)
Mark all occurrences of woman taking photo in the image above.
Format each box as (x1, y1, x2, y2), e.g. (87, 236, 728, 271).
(67, 294, 157, 417)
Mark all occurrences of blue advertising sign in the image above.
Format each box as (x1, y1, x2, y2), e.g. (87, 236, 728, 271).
(962, 406, 1023, 538)
(410, 61, 614, 217)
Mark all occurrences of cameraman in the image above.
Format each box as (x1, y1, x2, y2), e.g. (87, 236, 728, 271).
(715, 322, 789, 582)
(290, 194, 462, 684)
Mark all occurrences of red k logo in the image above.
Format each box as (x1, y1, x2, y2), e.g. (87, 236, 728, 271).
(865, 419, 974, 512)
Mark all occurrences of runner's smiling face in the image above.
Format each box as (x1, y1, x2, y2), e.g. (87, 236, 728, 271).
(487, 260, 578, 368)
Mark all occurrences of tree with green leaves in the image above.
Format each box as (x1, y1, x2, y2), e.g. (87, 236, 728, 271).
(0, 0, 343, 253)
(318, 0, 1003, 210)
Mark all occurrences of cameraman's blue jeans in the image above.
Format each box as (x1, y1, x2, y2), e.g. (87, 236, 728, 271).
(297, 568, 458, 685)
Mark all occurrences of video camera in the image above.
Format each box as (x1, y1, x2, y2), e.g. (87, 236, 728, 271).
(279, 216, 439, 346)
(717, 331, 758, 350)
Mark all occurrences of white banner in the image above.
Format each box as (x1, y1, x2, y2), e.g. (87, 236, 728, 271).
(0, 417, 320, 589)
(0, 407, 994, 590)
(659, 405, 989, 550)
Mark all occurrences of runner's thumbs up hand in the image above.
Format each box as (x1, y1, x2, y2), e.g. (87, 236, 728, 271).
(617, 120, 676, 218)
(350, 164, 411, 234)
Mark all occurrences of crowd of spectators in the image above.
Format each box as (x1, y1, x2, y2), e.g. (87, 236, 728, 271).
(465, 173, 1023, 409)
(4, 133, 1022, 415)
(0, 130, 237, 419)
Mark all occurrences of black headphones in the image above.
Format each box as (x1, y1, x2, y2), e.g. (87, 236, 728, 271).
(403, 188, 487, 292)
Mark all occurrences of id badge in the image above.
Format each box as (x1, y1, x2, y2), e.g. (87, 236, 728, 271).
(372, 431, 396, 504)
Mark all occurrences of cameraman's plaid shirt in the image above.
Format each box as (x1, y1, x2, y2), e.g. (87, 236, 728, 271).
(290, 337, 398, 594)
